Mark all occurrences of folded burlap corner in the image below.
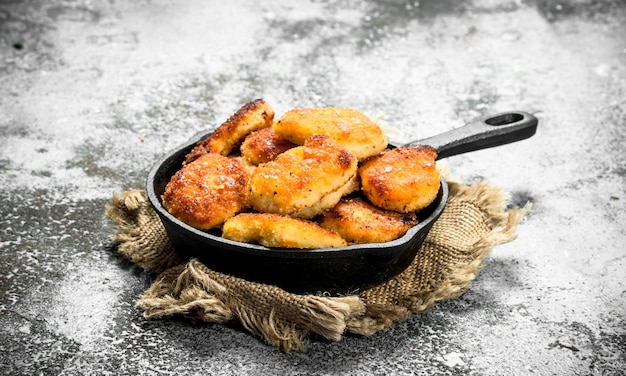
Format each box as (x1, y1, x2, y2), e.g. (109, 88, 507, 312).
(106, 180, 529, 352)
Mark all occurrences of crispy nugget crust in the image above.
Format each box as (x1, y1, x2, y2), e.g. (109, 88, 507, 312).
(240, 127, 297, 165)
(249, 134, 358, 218)
(359, 145, 440, 213)
(273, 107, 387, 160)
(185, 99, 274, 163)
(162, 153, 250, 230)
(319, 197, 418, 244)
(222, 213, 347, 249)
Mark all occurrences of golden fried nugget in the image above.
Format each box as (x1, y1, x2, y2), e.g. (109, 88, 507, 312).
(298, 174, 359, 219)
(319, 197, 419, 244)
(162, 153, 250, 230)
(229, 155, 257, 177)
(222, 213, 347, 249)
(359, 145, 440, 213)
(240, 127, 297, 165)
(249, 134, 358, 218)
(185, 99, 274, 163)
(273, 107, 387, 160)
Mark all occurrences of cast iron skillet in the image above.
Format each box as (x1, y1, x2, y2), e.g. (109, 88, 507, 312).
(146, 111, 538, 295)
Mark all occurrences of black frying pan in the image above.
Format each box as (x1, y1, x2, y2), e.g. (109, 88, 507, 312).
(146, 111, 538, 295)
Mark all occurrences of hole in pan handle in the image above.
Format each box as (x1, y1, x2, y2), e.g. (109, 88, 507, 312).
(406, 111, 539, 160)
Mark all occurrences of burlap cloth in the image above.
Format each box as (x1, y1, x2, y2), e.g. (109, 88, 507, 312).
(106, 180, 529, 352)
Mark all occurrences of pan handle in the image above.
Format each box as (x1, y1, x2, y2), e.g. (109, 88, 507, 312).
(406, 111, 538, 160)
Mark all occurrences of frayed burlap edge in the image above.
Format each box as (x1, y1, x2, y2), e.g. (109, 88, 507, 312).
(106, 190, 183, 272)
(136, 260, 366, 352)
(106, 180, 529, 352)
(347, 181, 530, 335)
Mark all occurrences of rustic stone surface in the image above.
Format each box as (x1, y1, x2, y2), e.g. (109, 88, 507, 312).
(1, 0, 624, 374)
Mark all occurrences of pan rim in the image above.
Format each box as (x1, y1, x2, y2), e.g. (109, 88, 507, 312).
(145, 131, 449, 257)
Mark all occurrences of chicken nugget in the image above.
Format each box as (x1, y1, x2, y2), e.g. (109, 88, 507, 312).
(185, 99, 274, 163)
(240, 127, 297, 165)
(222, 213, 347, 249)
(162, 153, 250, 230)
(249, 134, 358, 218)
(319, 197, 419, 244)
(359, 145, 440, 213)
(273, 107, 387, 160)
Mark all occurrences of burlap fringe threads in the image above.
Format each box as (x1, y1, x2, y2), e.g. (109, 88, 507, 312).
(106, 181, 530, 352)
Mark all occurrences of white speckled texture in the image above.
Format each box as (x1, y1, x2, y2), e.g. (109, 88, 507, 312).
(1, 0, 624, 374)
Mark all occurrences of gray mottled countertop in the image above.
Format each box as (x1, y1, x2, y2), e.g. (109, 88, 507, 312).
(1, 0, 624, 375)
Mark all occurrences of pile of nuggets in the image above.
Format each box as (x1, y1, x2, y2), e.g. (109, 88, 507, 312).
(162, 99, 441, 249)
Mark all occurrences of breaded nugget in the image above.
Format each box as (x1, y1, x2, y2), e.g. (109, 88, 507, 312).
(319, 197, 419, 244)
(359, 145, 440, 213)
(273, 107, 387, 160)
(249, 134, 358, 218)
(185, 99, 274, 163)
(240, 127, 297, 165)
(162, 153, 250, 230)
(222, 213, 347, 249)
(229, 155, 257, 177)
(297, 174, 359, 219)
